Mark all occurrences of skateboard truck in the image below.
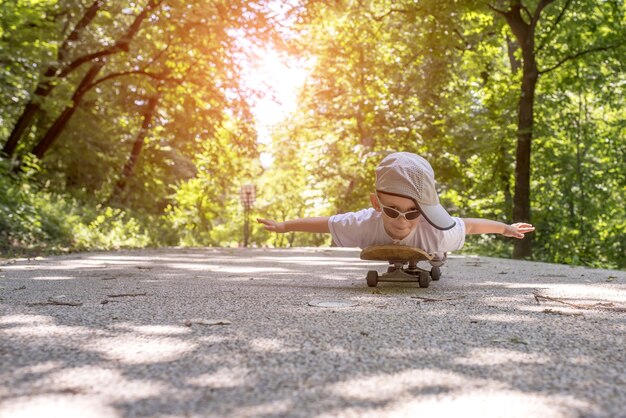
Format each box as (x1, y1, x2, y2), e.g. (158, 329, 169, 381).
(360, 245, 441, 288)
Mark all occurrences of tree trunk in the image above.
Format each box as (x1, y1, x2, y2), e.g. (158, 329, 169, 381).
(112, 93, 161, 196)
(31, 62, 104, 159)
(495, 0, 616, 258)
(1, 0, 103, 158)
(497, 1, 551, 259)
(4, 0, 160, 160)
(26, 0, 162, 162)
(512, 48, 537, 259)
(2, 102, 41, 157)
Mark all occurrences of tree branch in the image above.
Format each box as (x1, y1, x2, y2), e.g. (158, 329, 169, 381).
(58, 44, 128, 77)
(499, 2, 530, 44)
(57, 0, 163, 78)
(371, 7, 413, 22)
(57, 0, 103, 65)
(453, 28, 471, 51)
(532, 0, 557, 27)
(539, 44, 620, 74)
(487, 3, 507, 16)
(145, 41, 172, 68)
(522, 5, 533, 22)
(537, 0, 573, 52)
(87, 70, 181, 90)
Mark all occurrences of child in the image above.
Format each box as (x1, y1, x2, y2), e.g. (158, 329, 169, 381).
(257, 152, 534, 259)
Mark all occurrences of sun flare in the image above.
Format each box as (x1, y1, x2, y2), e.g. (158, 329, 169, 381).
(242, 48, 309, 167)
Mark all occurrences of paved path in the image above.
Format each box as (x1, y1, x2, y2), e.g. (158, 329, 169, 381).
(1, 248, 625, 418)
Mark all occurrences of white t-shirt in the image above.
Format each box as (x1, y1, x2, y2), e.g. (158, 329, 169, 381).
(328, 208, 465, 257)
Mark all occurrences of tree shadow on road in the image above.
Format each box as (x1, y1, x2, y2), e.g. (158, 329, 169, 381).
(1, 248, 625, 417)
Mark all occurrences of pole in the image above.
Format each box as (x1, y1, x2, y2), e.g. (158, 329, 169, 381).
(239, 184, 255, 247)
(244, 206, 250, 247)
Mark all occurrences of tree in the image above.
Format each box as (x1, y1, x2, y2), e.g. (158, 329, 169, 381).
(490, 0, 624, 258)
(277, 0, 472, 215)
(1, 1, 105, 158)
(28, 0, 163, 161)
(112, 90, 161, 197)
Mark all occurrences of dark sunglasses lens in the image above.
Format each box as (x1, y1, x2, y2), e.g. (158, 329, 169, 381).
(406, 211, 420, 220)
(382, 207, 400, 218)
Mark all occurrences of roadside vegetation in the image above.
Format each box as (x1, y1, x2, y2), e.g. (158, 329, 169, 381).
(1, 1, 624, 268)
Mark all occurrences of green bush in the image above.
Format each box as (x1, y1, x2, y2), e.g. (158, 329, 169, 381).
(0, 158, 156, 256)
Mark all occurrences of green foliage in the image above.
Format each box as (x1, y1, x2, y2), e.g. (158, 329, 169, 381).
(530, 59, 625, 269)
(253, 124, 333, 247)
(0, 157, 44, 252)
(258, 0, 625, 267)
(0, 158, 156, 255)
(1, 1, 624, 269)
(0, 0, 59, 139)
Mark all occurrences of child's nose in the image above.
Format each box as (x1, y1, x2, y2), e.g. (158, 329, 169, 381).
(395, 214, 411, 223)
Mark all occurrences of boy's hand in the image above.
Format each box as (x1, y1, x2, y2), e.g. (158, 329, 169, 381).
(257, 218, 286, 233)
(502, 223, 535, 239)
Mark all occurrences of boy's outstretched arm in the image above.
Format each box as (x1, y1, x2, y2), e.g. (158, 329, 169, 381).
(462, 218, 535, 239)
(257, 217, 330, 234)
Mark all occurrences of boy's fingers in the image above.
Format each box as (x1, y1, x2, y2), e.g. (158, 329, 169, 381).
(257, 218, 278, 231)
(511, 223, 535, 234)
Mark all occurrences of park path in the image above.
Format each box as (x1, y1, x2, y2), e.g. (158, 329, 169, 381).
(1, 247, 625, 418)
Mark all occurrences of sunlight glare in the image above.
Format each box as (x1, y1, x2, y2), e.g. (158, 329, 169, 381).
(242, 48, 308, 168)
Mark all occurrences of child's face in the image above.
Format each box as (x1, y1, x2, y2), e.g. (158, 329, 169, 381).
(370, 192, 421, 240)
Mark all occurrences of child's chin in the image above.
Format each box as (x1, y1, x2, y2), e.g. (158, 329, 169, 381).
(389, 227, 412, 240)
(383, 222, 413, 240)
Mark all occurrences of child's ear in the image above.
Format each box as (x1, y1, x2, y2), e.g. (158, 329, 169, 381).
(370, 193, 381, 211)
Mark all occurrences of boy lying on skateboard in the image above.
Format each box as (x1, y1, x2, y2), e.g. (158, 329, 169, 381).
(257, 152, 534, 264)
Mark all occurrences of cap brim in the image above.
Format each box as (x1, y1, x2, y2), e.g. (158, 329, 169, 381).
(417, 203, 456, 231)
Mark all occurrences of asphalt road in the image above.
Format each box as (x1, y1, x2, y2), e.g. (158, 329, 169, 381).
(1, 247, 625, 418)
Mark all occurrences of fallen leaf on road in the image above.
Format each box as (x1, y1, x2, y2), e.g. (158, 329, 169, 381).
(106, 292, 147, 298)
(491, 336, 528, 345)
(185, 319, 232, 327)
(509, 336, 529, 345)
(543, 309, 584, 317)
(411, 295, 466, 302)
(533, 291, 626, 312)
(27, 296, 83, 307)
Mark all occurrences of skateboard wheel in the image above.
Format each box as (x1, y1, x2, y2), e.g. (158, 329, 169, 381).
(430, 266, 441, 281)
(419, 271, 431, 288)
(366, 270, 379, 287)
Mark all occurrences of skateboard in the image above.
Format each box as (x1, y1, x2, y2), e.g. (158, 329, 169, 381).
(359, 245, 441, 288)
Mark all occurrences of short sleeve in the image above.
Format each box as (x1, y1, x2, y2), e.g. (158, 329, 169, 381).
(437, 217, 466, 253)
(328, 209, 378, 248)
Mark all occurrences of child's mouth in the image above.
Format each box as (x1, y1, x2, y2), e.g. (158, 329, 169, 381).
(387, 224, 412, 239)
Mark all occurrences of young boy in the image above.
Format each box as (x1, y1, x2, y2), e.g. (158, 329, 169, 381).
(257, 152, 534, 259)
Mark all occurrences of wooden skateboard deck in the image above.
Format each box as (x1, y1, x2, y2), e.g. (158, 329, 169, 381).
(359, 245, 439, 288)
(360, 245, 433, 263)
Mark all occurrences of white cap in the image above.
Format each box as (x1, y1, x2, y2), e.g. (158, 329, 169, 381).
(375, 152, 455, 230)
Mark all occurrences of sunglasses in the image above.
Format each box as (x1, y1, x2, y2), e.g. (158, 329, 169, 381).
(376, 194, 421, 221)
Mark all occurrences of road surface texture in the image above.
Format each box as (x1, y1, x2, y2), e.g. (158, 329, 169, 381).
(1, 247, 625, 418)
